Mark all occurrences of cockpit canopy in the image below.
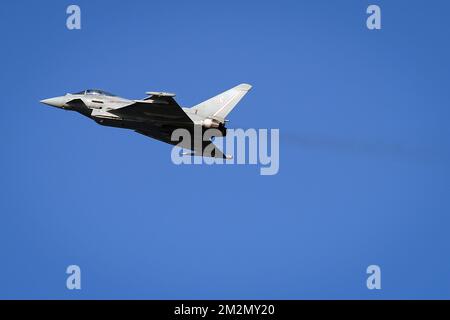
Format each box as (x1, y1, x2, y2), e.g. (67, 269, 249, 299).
(72, 89, 116, 96)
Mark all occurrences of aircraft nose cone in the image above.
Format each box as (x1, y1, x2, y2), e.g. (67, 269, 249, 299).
(40, 97, 64, 108)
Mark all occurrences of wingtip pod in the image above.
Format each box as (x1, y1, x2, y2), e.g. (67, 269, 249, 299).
(181, 150, 232, 160)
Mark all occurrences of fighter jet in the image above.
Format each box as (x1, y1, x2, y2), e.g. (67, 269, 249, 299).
(40, 84, 252, 158)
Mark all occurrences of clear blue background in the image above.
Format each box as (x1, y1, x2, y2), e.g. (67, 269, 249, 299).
(1, 0, 449, 299)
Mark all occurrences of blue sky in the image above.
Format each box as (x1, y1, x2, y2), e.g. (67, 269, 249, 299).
(1, 0, 449, 299)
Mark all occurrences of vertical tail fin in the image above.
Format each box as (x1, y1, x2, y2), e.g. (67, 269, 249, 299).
(190, 83, 252, 121)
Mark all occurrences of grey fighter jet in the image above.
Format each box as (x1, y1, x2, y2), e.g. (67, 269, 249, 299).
(40, 84, 252, 158)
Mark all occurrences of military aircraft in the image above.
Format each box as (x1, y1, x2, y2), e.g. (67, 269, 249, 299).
(40, 84, 252, 158)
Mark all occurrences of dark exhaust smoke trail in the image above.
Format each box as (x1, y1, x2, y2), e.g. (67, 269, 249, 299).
(281, 132, 450, 164)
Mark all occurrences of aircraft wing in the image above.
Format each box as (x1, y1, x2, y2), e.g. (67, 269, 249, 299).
(193, 140, 230, 159)
(135, 128, 176, 146)
(109, 95, 193, 124)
